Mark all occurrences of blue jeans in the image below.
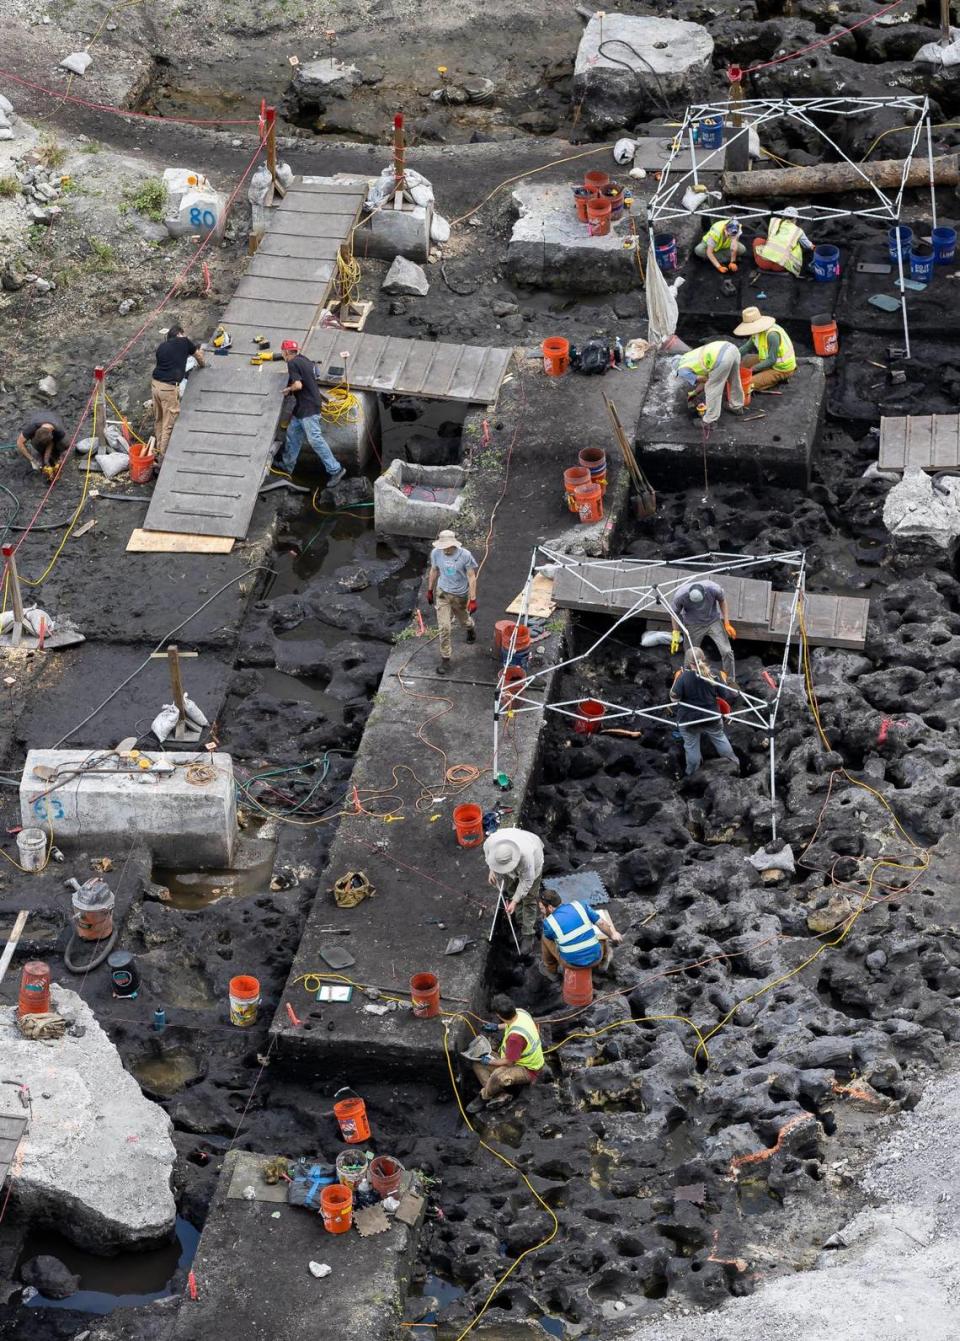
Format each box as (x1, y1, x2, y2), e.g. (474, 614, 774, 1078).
(678, 722, 737, 776)
(280, 414, 341, 476)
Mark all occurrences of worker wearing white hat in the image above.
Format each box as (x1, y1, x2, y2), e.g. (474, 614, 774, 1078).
(733, 306, 797, 392)
(426, 529, 479, 675)
(757, 206, 815, 276)
(483, 827, 544, 942)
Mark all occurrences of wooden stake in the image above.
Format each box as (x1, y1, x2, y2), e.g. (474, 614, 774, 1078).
(392, 113, 406, 209)
(265, 106, 286, 199)
(94, 366, 108, 448)
(167, 645, 187, 723)
(0, 911, 29, 989)
(942, 0, 952, 46)
(2, 544, 25, 648)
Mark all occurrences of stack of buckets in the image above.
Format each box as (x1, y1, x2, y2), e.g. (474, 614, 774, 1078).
(887, 223, 956, 284)
(572, 169, 627, 238)
(563, 445, 606, 524)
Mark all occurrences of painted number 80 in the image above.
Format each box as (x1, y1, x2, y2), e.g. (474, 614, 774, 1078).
(189, 207, 216, 228)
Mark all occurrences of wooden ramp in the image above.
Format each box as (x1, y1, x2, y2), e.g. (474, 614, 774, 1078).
(878, 414, 960, 472)
(305, 328, 513, 404)
(552, 561, 870, 650)
(142, 179, 365, 541)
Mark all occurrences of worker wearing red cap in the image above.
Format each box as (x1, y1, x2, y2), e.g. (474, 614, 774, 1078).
(277, 340, 345, 484)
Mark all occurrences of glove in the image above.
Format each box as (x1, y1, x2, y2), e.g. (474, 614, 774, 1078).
(724, 620, 737, 639)
(670, 629, 681, 654)
(716, 264, 728, 274)
(426, 589, 434, 605)
(716, 697, 731, 716)
(467, 599, 477, 614)
(728, 262, 738, 273)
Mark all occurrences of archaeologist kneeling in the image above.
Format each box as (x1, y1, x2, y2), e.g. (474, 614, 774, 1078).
(672, 341, 744, 425)
(538, 889, 622, 977)
(468, 994, 544, 1111)
(757, 206, 814, 276)
(694, 218, 746, 273)
(733, 306, 797, 392)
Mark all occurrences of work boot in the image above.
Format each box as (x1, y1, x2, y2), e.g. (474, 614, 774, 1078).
(466, 627, 477, 643)
(436, 659, 450, 676)
(465, 1095, 486, 1115)
(327, 467, 346, 487)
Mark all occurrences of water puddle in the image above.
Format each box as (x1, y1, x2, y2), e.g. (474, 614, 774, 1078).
(19, 1217, 199, 1314)
(411, 1272, 564, 1337)
(154, 835, 276, 910)
(255, 667, 348, 723)
(131, 1047, 203, 1098)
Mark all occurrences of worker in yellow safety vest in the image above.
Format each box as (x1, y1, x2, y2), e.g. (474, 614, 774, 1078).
(733, 306, 797, 391)
(467, 994, 544, 1111)
(757, 207, 815, 276)
(672, 340, 745, 425)
(694, 218, 746, 273)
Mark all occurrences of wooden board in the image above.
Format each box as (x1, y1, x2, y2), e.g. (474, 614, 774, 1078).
(879, 414, 960, 472)
(127, 529, 236, 554)
(0, 1112, 28, 1189)
(304, 329, 513, 405)
(506, 574, 556, 618)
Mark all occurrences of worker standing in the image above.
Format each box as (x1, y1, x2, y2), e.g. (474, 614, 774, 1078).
(733, 307, 797, 391)
(669, 577, 737, 682)
(426, 529, 478, 676)
(277, 339, 346, 485)
(694, 218, 746, 273)
(151, 320, 205, 459)
(483, 827, 544, 946)
(467, 994, 544, 1112)
(537, 890, 622, 977)
(672, 341, 744, 425)
(757, 207, 815, 276)
(16, 410, 68, 475)
(670, 647, 740, 778)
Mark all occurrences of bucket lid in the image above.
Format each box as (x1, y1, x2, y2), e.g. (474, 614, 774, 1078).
(108, 950, 133, 968)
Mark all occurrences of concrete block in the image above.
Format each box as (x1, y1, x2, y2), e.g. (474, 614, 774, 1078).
(324, 388, 379, 472)
(574, 14, 714, 133)
(637, 357, 825, 489)
(374, 460, 466, 538)
(355, 203, 432, 263)
(20, 750, 237, 870)
(506, 180, 641, 294)
(1, 984, 176, 1251)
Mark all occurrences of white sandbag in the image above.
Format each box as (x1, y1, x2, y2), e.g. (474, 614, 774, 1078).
(104, 423, 128, 451)
(60, 51, 92, 76)
(183, 694, 209, 727)
(0, 94, 14, 116)
(22, 607, 56, 636)
(430, 212, 451, 244)
(613, 138, 636, 165)
(151, 704, 180, 744)
(95, 451, 130, 479)
(641, 630, 674, 648)
(275, 161, 294, 189)
(0, 611, 13, 633)
(178, 353, 198, 398)
(915, 30, 960, 66)
(366, 165, 434, 211)
(74, 436, 99, 457)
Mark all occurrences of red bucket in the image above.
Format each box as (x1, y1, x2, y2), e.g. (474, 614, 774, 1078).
(410, 972, 440, 1018)
(453, 803, 484, 847)
(575, 699, 605, 733)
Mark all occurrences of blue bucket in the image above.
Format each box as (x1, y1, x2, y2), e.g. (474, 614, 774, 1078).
(654, 232, 678, 272)
(933, 226, 956, 264)
(697, 117, 724, 150)
(910, 245, 934, 284)
(812, 244, 840, 282)
(888, 225, 913, 262)
(500, 647, 530, 669)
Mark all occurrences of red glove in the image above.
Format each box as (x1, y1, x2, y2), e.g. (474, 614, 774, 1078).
(467, 599, 478, 614)
(716, 697, 731, 716)
(426, 589, 434, 605)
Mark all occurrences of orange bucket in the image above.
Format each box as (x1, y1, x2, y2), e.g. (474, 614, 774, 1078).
(563, 964, 594, 1007)
(564, 466, 591, 512)
(574, 482, 603, 524)
(811, 315, 839, 357)
(493, 619, 515, 654)
(228, 974, 260, 1027)
(499, 666, 527, 703)
(575, 699, 605, 733)
(542, 337, 570, 376)
(321, 1183, 353, 1234)
(333, 1088, 371, 1144)
(584, 169, 609, 195)
(578, 446, 607, 494)
(501, 623, 531, 655)
(726, 366, 752, 406)
(573, 187, 591, 221)
(369, 1155, 405, 1198)
(586, 196, 612, 236)
(453, 803, 484, 847)
(410, 971, 440, 1018)
(18, 961, 50, 1017)
(129, 441, 156, 484)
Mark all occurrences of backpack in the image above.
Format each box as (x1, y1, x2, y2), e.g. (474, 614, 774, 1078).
(578, 339, 610, 375)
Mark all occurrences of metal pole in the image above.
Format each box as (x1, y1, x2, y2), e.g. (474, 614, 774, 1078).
(926, 113, 938, 231)
(768, 729, 778, 846)
(492, 711, 499, 781)
(2, 545, 25, 648)
(894, 228, 911, 358)
(688, 126, 700, 190)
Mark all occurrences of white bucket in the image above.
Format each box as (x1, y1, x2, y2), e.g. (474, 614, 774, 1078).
(17, 827, 47, 872)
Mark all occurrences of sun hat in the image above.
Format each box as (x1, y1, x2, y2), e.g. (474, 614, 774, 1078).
(435, 529, 460, 549)
(487, 838, 522, 875)
(733, 305, 777, 337)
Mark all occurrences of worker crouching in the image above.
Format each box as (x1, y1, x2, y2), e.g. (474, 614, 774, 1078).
(537, 889, 622, 977)
(694, 218, 746, 273)
(672, 341, 744, 425)
(467, 994, 544, 1112)
(734, 306, 797, 392)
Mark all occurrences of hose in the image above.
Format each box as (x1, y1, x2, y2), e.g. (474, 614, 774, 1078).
(596, 39, 674, 119)
(64, 927, 118, 973)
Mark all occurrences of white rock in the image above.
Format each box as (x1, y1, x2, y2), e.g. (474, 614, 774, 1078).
(883, 468, 960, 549)
(0, 94, 13, 115)
(34, 278, 53, 293)
(0, 986, 176, 1251)
(59, 51, 93, 77)
(27, 206, 52, 225)
(0, 110, 10, 130)
(38, 374, 57, 396)
(0, 128, 12, 141)
(381, 255, 430, 297)
(308, 1261, 332, 1278)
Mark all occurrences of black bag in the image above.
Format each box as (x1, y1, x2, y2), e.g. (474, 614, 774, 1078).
(578, 339, 610, 375)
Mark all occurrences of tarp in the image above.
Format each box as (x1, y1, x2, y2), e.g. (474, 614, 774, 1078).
(645, 242, 678, 347)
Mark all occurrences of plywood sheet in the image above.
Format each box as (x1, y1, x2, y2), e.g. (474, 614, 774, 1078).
(506, 574, 556, 618)
(127, 529, 236, 553)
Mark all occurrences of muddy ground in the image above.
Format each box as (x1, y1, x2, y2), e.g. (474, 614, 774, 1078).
(3, 0, 960, 1337)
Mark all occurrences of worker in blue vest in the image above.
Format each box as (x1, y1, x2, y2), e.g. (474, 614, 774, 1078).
(537, 889, 622, 977)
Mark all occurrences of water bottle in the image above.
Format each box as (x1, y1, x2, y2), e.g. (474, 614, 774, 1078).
(153, 1008, 166, 1032)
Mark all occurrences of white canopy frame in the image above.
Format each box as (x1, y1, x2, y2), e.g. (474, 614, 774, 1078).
(647, 95, 936, 359)
(494, 548, 808, 843)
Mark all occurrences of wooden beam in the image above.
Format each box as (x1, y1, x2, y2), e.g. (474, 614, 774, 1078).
(723, 154, 960, 197)
(0, 911, 29, 991)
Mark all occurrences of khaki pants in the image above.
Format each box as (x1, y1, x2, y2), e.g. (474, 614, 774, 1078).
(435, 589, 474, 660)
(742, 353, 794, 392)
(472, 1060, 535, 1100)
(151, 379, 180, 456)
(503, 872, 542, 938)
(688, 617, 736, 682)
(702, 347, 743, 425)
(541, 935, 608, 975)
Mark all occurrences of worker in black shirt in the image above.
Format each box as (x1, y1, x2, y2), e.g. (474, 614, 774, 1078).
(670, 647, 740, 778)
(17, 410, 68, 475)
(151, 319, 205, 458)
(276, 339, 345, 484)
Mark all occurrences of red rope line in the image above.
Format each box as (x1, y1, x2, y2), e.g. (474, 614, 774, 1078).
(734, 0, 910, 77)
(0, 67, 260, 125)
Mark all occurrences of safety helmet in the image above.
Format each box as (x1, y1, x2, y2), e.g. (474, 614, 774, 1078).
(781, 206, 800, 220)
(280, 339, 299, 352)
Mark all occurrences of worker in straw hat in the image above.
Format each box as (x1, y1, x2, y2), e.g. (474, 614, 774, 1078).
(426, 529, 479, 675)
(757, 206, 815, 277)
(483, 826, 544, 945)
(671, 341, 744, 425)
(733, 306, 797, 392)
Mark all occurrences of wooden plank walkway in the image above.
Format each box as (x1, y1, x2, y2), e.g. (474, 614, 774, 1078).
(143, 178, 366, 540)
(304, 329, 513, 404)
(0, 1112, 27, 1193)
(879, 414, 960, 472)
(553, 561, 870, 650)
